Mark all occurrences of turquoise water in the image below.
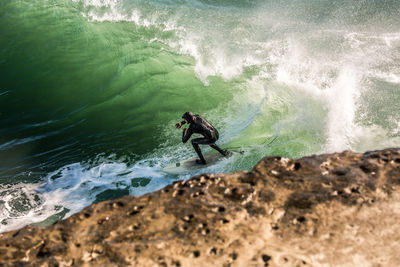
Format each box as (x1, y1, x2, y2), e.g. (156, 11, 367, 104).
(1, 0, 399, 232)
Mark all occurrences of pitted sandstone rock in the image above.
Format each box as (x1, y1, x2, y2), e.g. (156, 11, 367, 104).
(0, 148, 400, 266)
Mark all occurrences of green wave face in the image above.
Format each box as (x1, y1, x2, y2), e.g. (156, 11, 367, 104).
(1, 0, 400, 231)
(0, 0, 238, 178)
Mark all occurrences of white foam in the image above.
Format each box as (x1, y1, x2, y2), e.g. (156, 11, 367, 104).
(370, 71, 400, 84)
(0, 158, 156, 233)
(351, 124, 400, 152)
(73, 0, 152, 26)
(0, 183, 53, 233)
(324, 66, 360, 152)
(0, 147, 247, 233)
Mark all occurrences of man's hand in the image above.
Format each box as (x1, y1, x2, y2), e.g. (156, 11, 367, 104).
(175, 119, 187, 129)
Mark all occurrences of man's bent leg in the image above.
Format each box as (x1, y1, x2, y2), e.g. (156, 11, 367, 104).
(210, 144, 228, 156)
(191, 138, 207, 164)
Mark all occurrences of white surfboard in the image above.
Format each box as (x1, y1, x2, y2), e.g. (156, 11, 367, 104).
(162, 151, 237, 175)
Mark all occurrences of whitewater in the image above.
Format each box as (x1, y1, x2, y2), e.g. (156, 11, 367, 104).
(0, 0, 399, 232)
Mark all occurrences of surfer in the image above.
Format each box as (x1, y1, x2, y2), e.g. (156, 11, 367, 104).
(175, 112, 228, 165)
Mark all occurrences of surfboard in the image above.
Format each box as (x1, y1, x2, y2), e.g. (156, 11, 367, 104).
(162, 151, 236, 175)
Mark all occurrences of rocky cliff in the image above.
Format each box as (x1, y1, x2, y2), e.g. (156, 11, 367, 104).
(1, 148, 400, 266)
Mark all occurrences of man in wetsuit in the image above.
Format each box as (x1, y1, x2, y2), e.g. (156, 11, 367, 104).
(175, 112, 228, 165)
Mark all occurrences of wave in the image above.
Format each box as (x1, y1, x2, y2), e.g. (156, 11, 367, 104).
(0, 0, 399, 232)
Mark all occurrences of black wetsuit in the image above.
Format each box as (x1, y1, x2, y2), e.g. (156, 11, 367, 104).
(180, 112, 226, 164)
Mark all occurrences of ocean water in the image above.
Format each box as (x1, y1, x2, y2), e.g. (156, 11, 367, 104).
(0, 0, 399, 232)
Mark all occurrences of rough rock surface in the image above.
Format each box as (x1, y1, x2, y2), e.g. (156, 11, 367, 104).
(1, 148, 400, 266)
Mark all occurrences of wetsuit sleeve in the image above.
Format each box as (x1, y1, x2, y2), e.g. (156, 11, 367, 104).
(182, 127, 193, 143)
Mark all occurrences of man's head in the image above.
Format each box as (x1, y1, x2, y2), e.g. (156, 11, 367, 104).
(182, 111, 194, 123)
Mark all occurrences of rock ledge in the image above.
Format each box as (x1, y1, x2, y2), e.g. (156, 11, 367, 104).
(1, 148, 400, 266)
